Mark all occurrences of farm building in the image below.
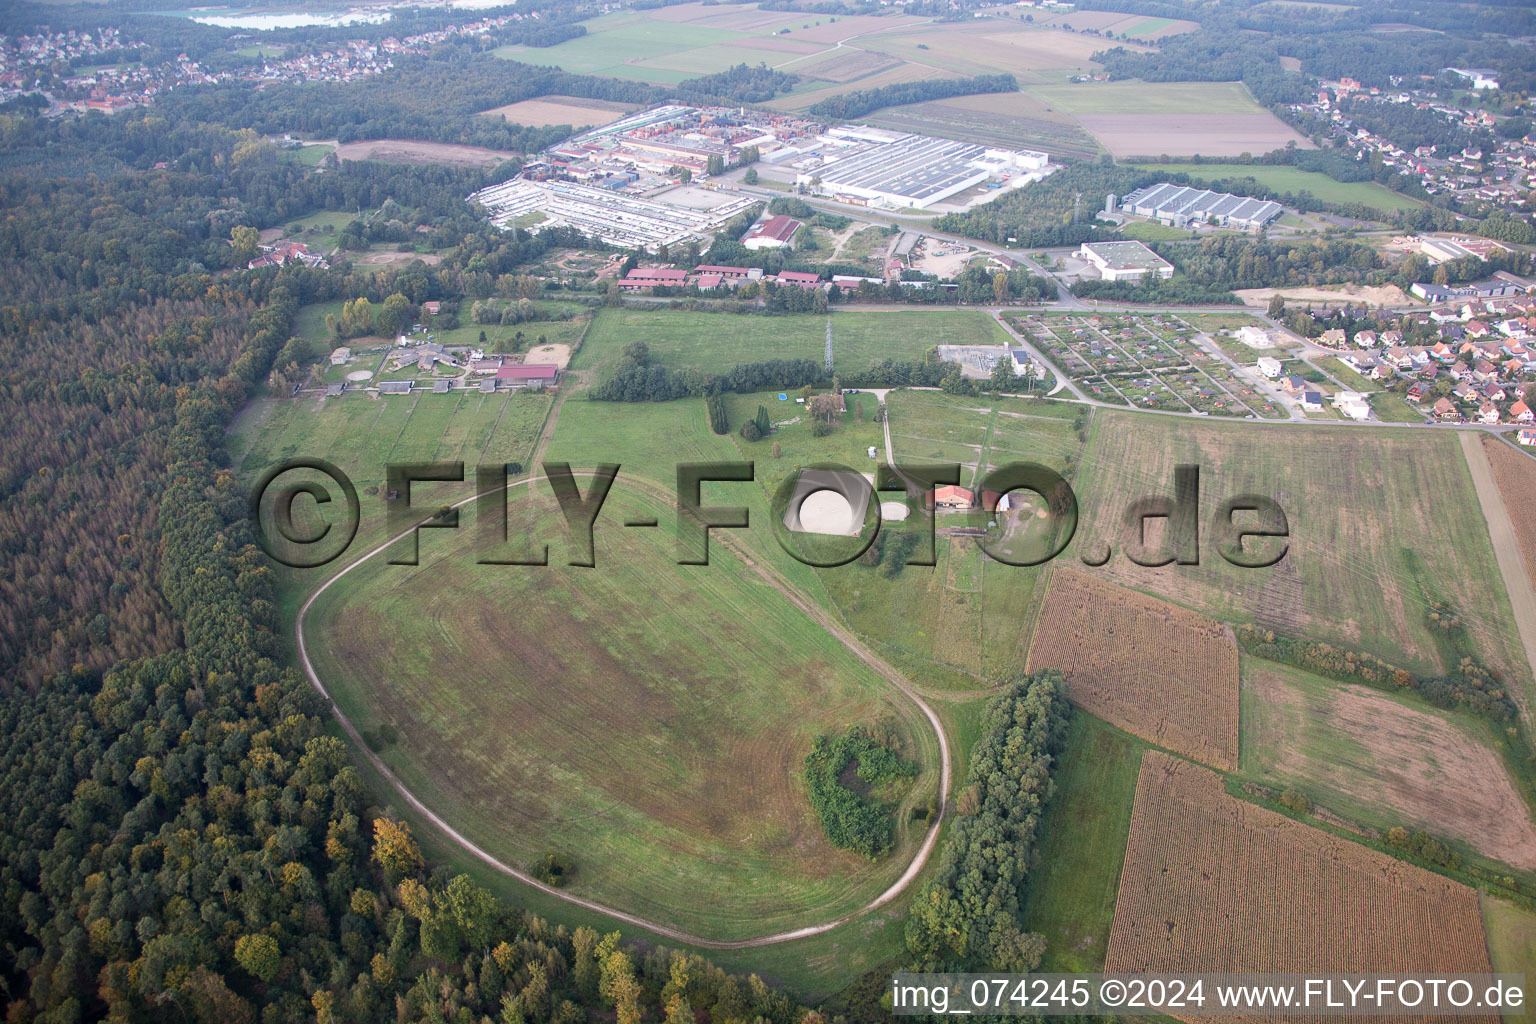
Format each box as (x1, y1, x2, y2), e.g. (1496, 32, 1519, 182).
(618, 267, 689, 291)
(926, 485, 976, 510)
(1418, 236, 1508, 265)
(741, 215, 802, 250)
(1077, 241, 1174, 282)
(378, 380, 413, 395)
(1120, 183, 1283, 230)
(494, 364, 560, 388)
(329, 346, 351, 365)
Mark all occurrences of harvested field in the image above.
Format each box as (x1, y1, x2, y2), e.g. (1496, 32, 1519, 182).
(1481, 437, 1536, 594)
(866, 91, 1101, 160)
(722, 35, 823, 54)
(332, 139, 520, 166)
(479, 96, 639, 128)
(862, 23, 1127, 80)
(799, 49, 902, 83)
(1025, 568, 1239, 769)
(1243, 660, 1536, 870)
(1233, 284, 1412, 308)
(1106, 751, 1496, 1020)
(1073, 413, 1530, 694)
(1074, 113, 1314, 159)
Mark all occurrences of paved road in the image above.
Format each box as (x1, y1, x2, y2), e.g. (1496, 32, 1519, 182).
(1459, 433, 1536, 729)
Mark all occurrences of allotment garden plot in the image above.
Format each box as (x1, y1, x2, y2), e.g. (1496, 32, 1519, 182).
(1014, 314, 1283, 418)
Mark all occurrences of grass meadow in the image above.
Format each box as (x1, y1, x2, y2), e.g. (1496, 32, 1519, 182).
(304, 485, 942, 940)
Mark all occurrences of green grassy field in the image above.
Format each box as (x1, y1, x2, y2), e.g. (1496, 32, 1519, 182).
(1239, 658, 1536, 870)
(1482, 894, 1536, 1023)
(1021, 713, 1143, 972)
(1072, 412, 1532, 699)
(1134, 162, 1424, 213)
(1028, 81, 1266, 115)
(575, 308, 1012, 378)
(303, 483, 941, 940)
(228, 389, 551, 494)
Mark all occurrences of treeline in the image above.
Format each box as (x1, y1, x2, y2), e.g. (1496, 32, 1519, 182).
(802, 728, 919, 859)
(1070, 278, 1239, 305)
(1160, 234, 1386, 292)
(1234, 623, 1518, 723)
(807, 73, 1018, 120)
(931, 162, 1146, 247)
(590, 354, 824, 401)
(905, 672, 1070, 970)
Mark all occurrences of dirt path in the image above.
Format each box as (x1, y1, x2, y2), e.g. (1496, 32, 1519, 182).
(292, 449, 953, 949)
(1459, 432, 1536, 726)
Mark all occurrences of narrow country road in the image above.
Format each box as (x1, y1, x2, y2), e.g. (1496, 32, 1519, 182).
(293, 460, 953, 950)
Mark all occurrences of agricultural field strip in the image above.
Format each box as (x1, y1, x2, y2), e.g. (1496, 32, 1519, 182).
(1105, 751, 1496, 1017)
(293, 468, 953, 949)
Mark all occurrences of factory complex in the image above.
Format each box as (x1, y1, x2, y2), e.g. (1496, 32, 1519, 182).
(1077, 240, 1176, 282)
(468, 104, 1056, 247)
(1116, 182, 1285, 230)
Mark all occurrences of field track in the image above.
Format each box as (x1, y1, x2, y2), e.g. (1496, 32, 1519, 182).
(294, 467, 952, 949)
(1460, 432, 1536, 725)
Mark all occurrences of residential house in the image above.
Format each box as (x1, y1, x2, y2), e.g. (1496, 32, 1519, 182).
(1256, 356, 1283, 378)
(1433, 396, 1459, 420)
(1283, 375, 1307, 394)
(1479, 402, 1501, 424)
(1519, 428, 1536, 445)
(1354, 329, 1378, 348)
(928, 485, 976, 510)
(1302, 390, 1325, 411)
(1319, 328, 1347, 348)
(1509, 400, 1533, 423)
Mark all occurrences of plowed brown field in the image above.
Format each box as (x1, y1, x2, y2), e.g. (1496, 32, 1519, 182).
(1026, 569, 1239, 768)
(1106, 752, 1495, 1024)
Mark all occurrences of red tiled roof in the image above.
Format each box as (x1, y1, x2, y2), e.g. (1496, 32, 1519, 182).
(747, 214, 801, 243)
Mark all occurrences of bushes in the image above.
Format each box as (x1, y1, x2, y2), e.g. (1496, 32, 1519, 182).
(905, 671, 1071, 971)
(802, 727, 919, 859)
(590, 357, 822, 402)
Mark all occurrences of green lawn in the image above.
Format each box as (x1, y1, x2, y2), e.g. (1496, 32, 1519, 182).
(286, 143, 334, 167)
(1028, 80, 1265, 115)
(575, 307, 1011, 377)
(494, 13, 751, 77)
(1120, 220, 1199, 242)
(1021, 713, 1143, 972)
(1133, 162, 1424, 214)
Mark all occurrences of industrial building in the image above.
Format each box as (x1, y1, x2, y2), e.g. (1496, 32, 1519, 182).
(1118, 183, 1283, 231)
(1077, 240, 1174, 282)
(795, 126, 1050, 209)
(742, 214, 801, 249)
(467, 177, 756, 249)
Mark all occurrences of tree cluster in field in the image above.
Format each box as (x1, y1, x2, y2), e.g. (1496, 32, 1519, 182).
(589, 341, 824, 401)
(931, 162, 1148, 248)
(740, 404, 772, 442)
(859, 530, 923, 578)
(706, 393, 731, 434)
(1069, 278, 1240, 305)
(905, 671, 1071, 971)
(802, 728, 920, 859)
(766, 197, 852, 232)
(806, 74, 1018, 120)
(675, 63, 799, 103)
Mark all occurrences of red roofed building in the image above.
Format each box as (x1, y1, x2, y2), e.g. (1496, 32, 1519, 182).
(618, 267, 689, 291)
(695, 273, 724, 290)
(1511, 400, 1533, 423)
(775, 270, 822, 290)
(494, 364, 560, 387)
(926, 485, 975, 510)
(742, 215, 802, 250)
